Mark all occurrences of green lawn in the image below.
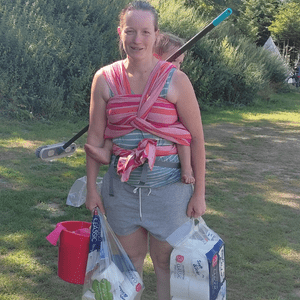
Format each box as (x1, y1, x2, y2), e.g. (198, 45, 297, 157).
(0, 91, 300, 299)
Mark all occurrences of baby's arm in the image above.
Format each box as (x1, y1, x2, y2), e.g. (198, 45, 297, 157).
(84, 139, 113, 165)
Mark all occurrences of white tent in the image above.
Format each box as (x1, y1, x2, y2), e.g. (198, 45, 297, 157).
(263, 36, 281, 57)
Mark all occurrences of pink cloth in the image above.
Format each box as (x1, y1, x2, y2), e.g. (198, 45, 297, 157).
(75, 228, 91, 237)
(46, 223, 66, 246)
(46, 224, 91, 246)
(102, 60, 192, 181)
(113, 139, 178, 182)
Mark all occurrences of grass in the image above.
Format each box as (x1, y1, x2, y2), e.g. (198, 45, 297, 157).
(0, 91, 300, 299)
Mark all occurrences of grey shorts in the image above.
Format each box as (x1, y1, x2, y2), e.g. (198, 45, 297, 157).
(101, 171, 193, 241)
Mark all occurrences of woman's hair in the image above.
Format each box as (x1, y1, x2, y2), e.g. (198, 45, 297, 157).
(118, 1, 159, 57)
(119, 1, 159, 31)
(154, 32, 185, 57)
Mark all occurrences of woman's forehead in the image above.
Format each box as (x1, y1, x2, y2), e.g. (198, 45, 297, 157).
(124, 10, 155, 28)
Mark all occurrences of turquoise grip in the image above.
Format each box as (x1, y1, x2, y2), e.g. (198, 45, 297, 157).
(212, 8, 232, 27)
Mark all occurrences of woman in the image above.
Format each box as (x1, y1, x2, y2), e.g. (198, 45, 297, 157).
(85, 1, 206, 299)
(84, 31, 194, 184)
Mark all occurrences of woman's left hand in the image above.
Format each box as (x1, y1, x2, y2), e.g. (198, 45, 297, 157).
(186, 193, 206, 218)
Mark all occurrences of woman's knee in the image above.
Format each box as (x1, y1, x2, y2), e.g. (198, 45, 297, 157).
(116, 228, 148, 270)
(149, 236, 173, 271)
(129, 248, 148, 267)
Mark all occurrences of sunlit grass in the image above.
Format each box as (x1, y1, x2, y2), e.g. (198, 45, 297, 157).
(241, 111, 300, 123)
(202, 91, 300, 125)
(266, 191, 300, 209)
(2, 249, 49, 275)
(271, 246, 300, 263)
(0, 137, 39, 149)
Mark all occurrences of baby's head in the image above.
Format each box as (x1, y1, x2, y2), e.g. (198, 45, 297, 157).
(155, 32, 185, 69)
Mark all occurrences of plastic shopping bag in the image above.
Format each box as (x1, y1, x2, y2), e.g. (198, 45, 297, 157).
(66, 176, 103, 207)
(82, 208, 144, 300)
(167, 218, 226, 300)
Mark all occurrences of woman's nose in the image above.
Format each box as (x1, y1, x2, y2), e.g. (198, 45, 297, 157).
(133, 32, 142, 43)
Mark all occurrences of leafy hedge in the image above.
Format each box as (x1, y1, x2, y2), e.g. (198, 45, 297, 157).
(0, 0, 128, 119)
(0, 0, 289, 119)
(154, 0, 289, 109)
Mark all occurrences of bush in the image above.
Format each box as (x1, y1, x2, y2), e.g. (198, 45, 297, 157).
(0, 0, 128, 119)
(0, 0, 289, 119)
(153, 0, 288, 108)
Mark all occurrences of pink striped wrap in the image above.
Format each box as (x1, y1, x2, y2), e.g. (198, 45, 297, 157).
(102, 60, 191, 182)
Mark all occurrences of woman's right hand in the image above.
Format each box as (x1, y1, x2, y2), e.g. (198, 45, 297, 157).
(85, 188, 106, 215)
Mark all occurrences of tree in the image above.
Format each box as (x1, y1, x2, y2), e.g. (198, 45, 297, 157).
(184, 0, 242, 19)
(238, 0, 281, 46)
(269, 1, 300, 66)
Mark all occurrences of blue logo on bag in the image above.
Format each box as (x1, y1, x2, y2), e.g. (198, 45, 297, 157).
(206, 239, 225, 300)
(89, 215, 102, 253)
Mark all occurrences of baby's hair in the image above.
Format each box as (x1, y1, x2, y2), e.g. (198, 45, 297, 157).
(155, 32, 185, 57)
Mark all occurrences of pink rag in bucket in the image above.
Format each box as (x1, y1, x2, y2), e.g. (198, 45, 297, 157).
(46, 223, 91, 246)
(46, 223, 66, 246)
(75, 228, 90, 237)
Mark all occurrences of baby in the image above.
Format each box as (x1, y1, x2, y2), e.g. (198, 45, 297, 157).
(85, 32, 195, 184)
(154, 32, 186, 69)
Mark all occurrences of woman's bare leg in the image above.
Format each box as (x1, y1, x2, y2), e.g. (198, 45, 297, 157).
(149, 235, 173, 300)
(116, 227, 149, 300)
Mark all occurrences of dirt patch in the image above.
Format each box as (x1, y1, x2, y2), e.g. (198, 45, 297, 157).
(204, 122, 300, 190)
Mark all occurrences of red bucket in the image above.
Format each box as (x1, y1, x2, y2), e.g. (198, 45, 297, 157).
(57, 221, 91, 285)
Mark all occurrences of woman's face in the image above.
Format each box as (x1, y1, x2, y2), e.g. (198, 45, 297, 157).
(119, 10, 158, 61)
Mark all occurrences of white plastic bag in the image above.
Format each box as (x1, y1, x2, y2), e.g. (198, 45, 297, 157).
(82, 208, 144, 300)
(167, 218, 226, 300)
(66, 176, 103, 207)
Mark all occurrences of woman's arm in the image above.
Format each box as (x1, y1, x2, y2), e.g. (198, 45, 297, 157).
(85, 69, 110, 213)
(168, 70, 206, 218)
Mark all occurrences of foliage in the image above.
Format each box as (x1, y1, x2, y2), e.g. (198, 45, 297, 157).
(269, 1, 300, 66)
(269, 1, 300, 45)
(183, 0, 242, 18)
(237, 0, 281, 46)
(0, 0, 290, 119)
(0, 0, 129, 119)
(153, 0, 288, 108)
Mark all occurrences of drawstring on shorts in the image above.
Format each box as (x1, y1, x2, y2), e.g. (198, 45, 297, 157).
(133, 186, 152, 221)
(108, 155, 180, 220)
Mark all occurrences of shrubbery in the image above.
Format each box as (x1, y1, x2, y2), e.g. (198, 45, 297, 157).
(0, 0, 289, 119)
(0, 0, 127, 119)
(154, 0, 289, 109)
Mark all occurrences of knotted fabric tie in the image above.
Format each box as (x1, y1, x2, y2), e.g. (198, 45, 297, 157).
(113, 138, 177, 182)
